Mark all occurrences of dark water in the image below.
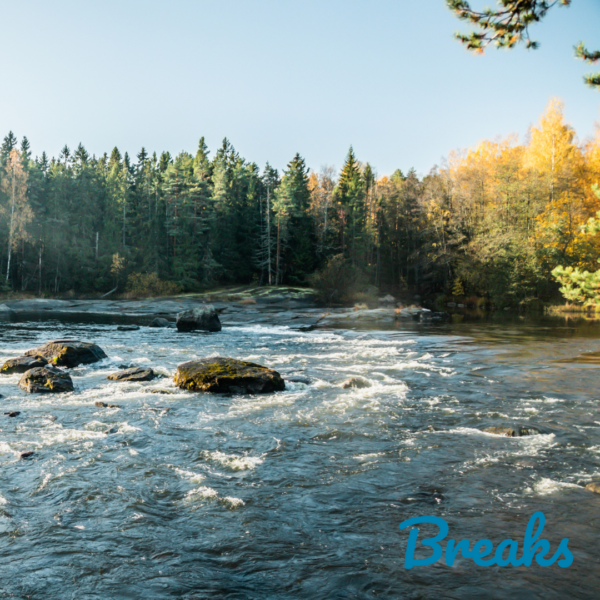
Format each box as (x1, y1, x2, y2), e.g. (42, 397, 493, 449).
(0, 314, 599, 599)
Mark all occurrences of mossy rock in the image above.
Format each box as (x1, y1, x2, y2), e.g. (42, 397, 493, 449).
(19, 366, 74, 393)
(25, 340, 107, 368)
(174, 357, 285, 394)
(1, 355, 48, 374)
(107, 367, 155, 382)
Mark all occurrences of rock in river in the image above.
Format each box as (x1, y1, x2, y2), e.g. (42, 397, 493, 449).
(1, 355, 48, 374)
(107, 367, 155, 382)
(340, 377, 372, 389)
(25, 340, 107, 368)
(176, 306, 221, 332)
(174, 357, 285, 393)
(586, 482, 600, 494)
(19, 366, 74, 394)
(483, 426, 542, 437)
(149, 317, 171, 328)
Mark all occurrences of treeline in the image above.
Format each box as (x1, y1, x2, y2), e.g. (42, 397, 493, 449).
(1, 97, 599, 305)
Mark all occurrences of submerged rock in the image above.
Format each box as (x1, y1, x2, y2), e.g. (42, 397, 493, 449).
(518, 426, 542, 436)
(149, 388, 177, 394)
(340, 377, 372, 389)
(117, 325, 140, 331)
(4, 411, 20, 417)
(484, 427, 518, 437)
(483, 426, 542, 437)
(107, 366, 155, 382)
(176, 306, 222, 332)
(19, 366, 74, 394)
(174, 357, 285, 393)
(20, 451, 35, 459)
(586, 482, 600, 494)
(25, 340, 107, 368)
(285, 375, 312, 385)
(1, 355, 48, 374)
(95, 401, 120, 408)
(149, 317, 171, 328)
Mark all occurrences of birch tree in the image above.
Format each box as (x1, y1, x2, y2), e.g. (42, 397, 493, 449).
(1, 149, 31, 283)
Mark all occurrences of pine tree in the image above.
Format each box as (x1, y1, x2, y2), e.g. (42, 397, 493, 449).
(20, 136, 31, 163)
(1, 132, 18, 164)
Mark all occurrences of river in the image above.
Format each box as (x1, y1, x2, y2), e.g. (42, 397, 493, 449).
(0, 313, 598, 599)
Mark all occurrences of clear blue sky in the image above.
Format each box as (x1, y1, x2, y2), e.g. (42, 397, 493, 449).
(2, 0, 599, 177)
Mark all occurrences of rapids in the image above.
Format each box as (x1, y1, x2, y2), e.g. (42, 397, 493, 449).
(0, 314, 599, 599)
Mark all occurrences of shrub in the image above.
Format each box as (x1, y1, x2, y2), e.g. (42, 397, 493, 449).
(309, 254, 367, 305)
(125, 272, 182, 298)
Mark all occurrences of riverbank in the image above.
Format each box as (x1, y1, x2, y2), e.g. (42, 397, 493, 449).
(0, 288, 434, 331)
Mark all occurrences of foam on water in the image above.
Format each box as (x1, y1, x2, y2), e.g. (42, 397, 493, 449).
(1, 317, 599, 598)
(204, 451, 264, 471)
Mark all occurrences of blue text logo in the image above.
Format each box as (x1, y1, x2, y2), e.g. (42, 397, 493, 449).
(398, 512, 572, 569)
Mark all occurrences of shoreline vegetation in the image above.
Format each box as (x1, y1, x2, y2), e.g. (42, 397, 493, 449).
(0, 98, 599, 312)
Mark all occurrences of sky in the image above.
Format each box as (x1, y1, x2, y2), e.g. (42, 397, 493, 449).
(1, 0, 599, 177)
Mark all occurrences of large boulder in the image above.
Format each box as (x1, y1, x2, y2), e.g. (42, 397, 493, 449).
(25, 340, 107, 368)
(1, 355, 48, 374)
(176, 306, 221, 332)
(174, 357, 285, 393)
(19, 366, 74, 393)
(107, 367, 155, 382)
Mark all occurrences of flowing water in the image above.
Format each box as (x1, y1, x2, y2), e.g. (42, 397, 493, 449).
(0, 313, 599, 599)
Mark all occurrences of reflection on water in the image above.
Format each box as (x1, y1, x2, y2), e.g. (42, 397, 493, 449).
(0, 313, 599, 599)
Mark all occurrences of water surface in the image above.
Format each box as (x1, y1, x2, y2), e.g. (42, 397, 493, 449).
(0, 314, 599, 599)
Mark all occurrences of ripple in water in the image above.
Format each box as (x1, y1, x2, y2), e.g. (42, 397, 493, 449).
(0, 317, 598, 598)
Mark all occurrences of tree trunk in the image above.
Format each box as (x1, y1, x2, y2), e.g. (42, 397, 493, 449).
(6, 173, 16, 282)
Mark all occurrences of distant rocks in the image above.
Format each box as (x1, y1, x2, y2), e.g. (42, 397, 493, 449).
(107, 366, 155, 382)
(19, 366, 74, 394)
(1, 355, 48, 374)
(340, 377, 371, 389)
(174, 357, 285, 393)
(378, 294, 396, 304)
(176, 306, 222, 332)
(315, 307, 432, 328)
(149, 317, 171, 328)
(25, 340, 107, 368)
(483, 426, 542, 437)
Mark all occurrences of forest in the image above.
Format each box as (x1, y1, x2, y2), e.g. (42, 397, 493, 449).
(1, 97, 599, 307)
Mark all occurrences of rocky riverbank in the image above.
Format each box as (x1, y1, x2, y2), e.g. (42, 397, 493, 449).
(0, 296, 435, 330)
